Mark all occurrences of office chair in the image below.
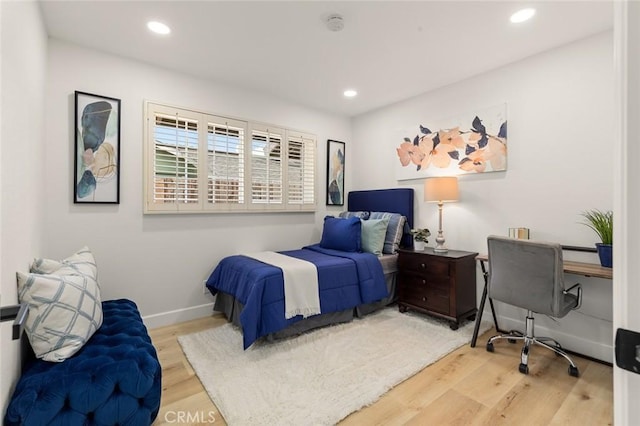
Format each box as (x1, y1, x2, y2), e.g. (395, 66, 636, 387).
(485, 235, 583, 377)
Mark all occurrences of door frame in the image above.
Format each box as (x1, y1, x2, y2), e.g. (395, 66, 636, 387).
(613, 1, 640, 424)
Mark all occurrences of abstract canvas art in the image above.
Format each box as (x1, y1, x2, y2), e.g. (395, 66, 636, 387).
(396, 104, 507, 180)
(74, 91, 121, 203)
(326, 139, 345, 206)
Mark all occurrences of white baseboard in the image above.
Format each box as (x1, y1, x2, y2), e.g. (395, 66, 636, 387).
(498, 316, 613, 364)
(142, 302, 215, 330)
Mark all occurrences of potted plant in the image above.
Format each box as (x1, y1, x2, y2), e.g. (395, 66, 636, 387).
(410, 228, 431, 251)
(580, 209, 613, 267)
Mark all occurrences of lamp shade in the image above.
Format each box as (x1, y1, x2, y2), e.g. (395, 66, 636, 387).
(424, 176, 459, 202)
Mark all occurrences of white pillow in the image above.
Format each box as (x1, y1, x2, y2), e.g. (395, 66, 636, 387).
(17, 247, 103, 362)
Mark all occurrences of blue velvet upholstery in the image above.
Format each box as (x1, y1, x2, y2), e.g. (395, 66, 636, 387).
(4, 299, 161, 426)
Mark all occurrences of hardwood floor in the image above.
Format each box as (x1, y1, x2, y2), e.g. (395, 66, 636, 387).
(149, 314, 613, 426)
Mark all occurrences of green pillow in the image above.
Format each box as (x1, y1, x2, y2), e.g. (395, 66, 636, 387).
(361, 218, 390, 255)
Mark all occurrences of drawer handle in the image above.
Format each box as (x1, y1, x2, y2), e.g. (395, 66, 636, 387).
(421, 263, 426, 268)
(422, 296, 427, 302)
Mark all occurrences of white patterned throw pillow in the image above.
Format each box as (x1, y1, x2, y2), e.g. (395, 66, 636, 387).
(17, 247, 103, 362)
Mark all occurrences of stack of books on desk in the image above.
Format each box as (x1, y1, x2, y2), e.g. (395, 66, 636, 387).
(508, 227, 530, 239)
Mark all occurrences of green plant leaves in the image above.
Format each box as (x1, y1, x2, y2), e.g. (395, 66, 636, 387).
(580, 209, 613, 244)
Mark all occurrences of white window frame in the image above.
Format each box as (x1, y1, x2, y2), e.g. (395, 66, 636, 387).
(144, 101, 317, 214)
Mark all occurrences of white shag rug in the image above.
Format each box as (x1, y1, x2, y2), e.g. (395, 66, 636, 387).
(178, 308, 490, 426)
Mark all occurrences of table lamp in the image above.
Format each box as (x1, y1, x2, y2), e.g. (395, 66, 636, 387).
(424, 176, 459, 253)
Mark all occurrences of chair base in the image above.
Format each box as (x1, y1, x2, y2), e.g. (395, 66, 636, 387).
(485, 312, 580, 377)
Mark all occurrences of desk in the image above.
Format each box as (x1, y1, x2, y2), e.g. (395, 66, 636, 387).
(470, 254, 612, 347)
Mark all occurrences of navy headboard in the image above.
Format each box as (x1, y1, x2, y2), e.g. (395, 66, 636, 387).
(347, 188, 414, 249)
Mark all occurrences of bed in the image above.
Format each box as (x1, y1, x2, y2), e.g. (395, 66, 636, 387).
(206, 188, 415, 348)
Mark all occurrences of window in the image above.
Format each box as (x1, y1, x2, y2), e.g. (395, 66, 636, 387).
(149, 105, 201, 212)
(250, 125, 283, 208)
(207, 117, 246, 210)
(287, 131, 316, 208)
(144, 102, 316, 213)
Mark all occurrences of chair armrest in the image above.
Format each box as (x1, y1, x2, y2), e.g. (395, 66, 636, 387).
(564, 283, 582, 310)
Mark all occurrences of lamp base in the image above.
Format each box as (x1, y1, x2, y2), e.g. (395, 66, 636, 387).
(434, 231, 448, 253)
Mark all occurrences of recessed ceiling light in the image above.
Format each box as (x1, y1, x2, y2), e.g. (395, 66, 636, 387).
(510, 8, 536, 23)
(147, 21, 171, 35)
(343, 89, 357, 98)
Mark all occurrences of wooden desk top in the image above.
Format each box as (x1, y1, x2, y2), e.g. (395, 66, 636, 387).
(475, 254, 612, 280)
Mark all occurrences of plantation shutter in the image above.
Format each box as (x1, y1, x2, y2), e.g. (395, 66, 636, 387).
(207, 117, 247, 210)
(286, 131, 316, 210)
(144, 101, 317, 214)
(147, 105, 202, 212)
(249, 125, 284, 209)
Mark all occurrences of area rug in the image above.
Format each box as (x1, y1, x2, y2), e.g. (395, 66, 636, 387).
(178, 308, 491, 426)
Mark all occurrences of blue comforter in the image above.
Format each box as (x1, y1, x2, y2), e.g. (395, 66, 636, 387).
(206, 244, 388, 348)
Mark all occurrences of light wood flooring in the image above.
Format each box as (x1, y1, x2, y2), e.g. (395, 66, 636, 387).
(149, 314, 613, 426)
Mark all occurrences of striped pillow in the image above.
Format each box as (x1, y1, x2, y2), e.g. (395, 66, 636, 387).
(369, 212, 407, 254)
(338, 211, 370, 220)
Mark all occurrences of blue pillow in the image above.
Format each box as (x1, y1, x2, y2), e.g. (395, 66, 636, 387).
(320, 216, 362, 252)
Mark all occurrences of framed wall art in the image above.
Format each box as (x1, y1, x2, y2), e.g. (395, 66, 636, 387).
(326, 139, 345, 206)
(395, 103, 507, 180)
(74, 91, 121, 203)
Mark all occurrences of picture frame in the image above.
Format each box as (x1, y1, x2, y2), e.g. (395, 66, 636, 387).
(326, 139, 345, 206)
(74, 91, 121, 204)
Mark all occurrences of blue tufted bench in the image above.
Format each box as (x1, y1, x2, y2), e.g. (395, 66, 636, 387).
(4, 299, 162, 426)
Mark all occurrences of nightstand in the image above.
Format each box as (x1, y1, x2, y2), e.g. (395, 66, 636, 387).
(397, 248, 478, 330)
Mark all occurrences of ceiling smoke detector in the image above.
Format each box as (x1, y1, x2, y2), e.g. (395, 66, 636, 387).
(326, 14, 344, 32)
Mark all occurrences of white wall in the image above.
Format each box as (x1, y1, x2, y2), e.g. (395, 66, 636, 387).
(44, 40, 351, 328)
(0, 0, 47, 415)
(351, 32, 614, 362)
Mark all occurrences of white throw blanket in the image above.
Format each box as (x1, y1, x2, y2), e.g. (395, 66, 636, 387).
(244, 251, 321, 319)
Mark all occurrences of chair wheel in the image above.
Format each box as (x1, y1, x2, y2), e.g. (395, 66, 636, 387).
(486, 342, 494, 353)
(508, 338, 517, 344)
(519, 363, 529, 375)
(569, 365, 580, 377)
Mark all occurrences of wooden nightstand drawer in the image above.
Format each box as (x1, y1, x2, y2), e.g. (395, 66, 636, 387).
(399, 272, 450, 292)
(397, 248, 478, 330)
(400, 285, 449, 314)
(398, 252, 450, 277)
